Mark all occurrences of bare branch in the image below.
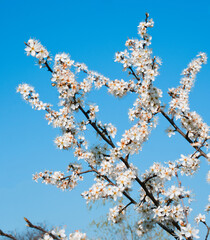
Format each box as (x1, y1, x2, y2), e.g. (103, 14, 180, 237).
(0, 229, 17, 240)
(203, 222, 210, 240)
(24, 218, 60, 240)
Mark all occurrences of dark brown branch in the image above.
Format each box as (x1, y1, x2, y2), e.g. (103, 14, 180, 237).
(0, 230, 17, 240)
(45, 61, 53, 73)
(143, 174, 157, 184)
(160, 109, 208, 159)
(78, 105, 115, 148)
(119, 201, 133, 214)
(157, 222, 179, 240)
(128, 66, 141, 81)
(77, 170, 95, 175)
(191, 138, 208, 158)
(203, 222, 210, 240)
(134, 176, 159, 206)
(24, 218, 60, 240)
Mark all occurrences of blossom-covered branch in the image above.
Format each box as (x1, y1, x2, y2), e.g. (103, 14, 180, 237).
(12, 13, 210, 240)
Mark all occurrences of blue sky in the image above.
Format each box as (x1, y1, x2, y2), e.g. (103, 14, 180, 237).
(0, 0, 210, 238)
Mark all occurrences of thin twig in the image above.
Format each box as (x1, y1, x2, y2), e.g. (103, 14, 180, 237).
(119, 201, 133, 214)
(143, 174, 157, 184)
(175, 171, 189, 224)
(60, 169, 95, 180)
(157, 222, 179, 240)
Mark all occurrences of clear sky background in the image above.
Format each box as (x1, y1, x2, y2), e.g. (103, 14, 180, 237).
(0, 0, 210, 239)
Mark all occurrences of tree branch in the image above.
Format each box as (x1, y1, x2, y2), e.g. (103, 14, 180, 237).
(0, 230, 17, 240)
(203, 222, 210, 240)
(160, 109, 208, 159)
(38, 49, 182, 239)
(24, 218, 60, 240)
(157, 222, 179, 240)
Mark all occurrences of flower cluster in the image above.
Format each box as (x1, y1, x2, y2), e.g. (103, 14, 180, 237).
(33, 164, 83, 191)
(81, 161, 137, 204)
(168, 53, 209, 147)
(108, 204, 126, 223)
(54, 132, 77, 150)
(25, 39, 50, 68)
(104, 123, 117, 138)
(181, 111, 209, 145)
(169, 53, 207, 115)
(82, 178, 122, 203)
(108, 79, 135, 97)
(40, 229, 87, 240)
(178, 224, 200, 239)
(177, 154, 200, 176)
(117, 123, 150, 155)
(17, 84, 49, 110)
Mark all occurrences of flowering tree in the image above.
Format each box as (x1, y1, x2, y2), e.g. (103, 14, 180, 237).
(1, 13, 209, 240)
